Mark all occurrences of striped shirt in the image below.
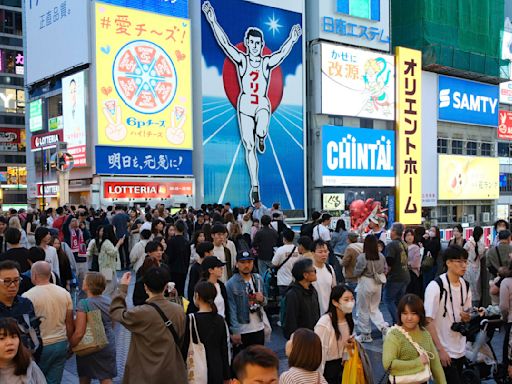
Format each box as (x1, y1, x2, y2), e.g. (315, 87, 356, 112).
(279, 367, 328, 384)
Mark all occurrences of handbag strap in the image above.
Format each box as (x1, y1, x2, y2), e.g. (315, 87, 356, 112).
(189, 314, 201, 344)
(146, 302, 180, 345)
(276, 246, 296, 272)
(392, 325, 434, 359)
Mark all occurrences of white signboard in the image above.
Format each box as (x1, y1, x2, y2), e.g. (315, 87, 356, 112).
(62, 71, 87, 167)
(500, 81, 512, 105)
(24, 0, 90, 85)
(323, 193, 345, 211)
(320, 43, 394, 120)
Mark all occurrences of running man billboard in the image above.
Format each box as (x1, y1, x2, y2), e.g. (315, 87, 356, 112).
(201, 0, 305, 213)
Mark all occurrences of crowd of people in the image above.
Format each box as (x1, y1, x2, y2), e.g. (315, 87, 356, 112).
(0, 203, 511, 383)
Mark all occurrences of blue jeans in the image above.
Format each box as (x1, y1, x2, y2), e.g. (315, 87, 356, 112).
(383, 281, 407, 325)
(346, 281, 358, 301)
(38, 340, 69, 384)
(257, 259, 272, 276)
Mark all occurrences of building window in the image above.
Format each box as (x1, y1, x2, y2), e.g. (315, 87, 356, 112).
(481, 143, 492, 156)
(360, 118, 373, 128)
(438, 206, 449, 223)
(437, 138, 448, 153)
(498, 142, 511, 157)
(466, 141, 477, 156)
(0, 10, 22, 36)
(451, 140, 463, 154)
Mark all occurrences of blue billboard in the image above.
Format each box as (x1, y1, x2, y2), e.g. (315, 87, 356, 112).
(438, 75, 499, 127)
(97, 0, 188, 18)
(201, 0, 304, 211)
(95, 146, 192, 176)
(322, 126, 395, 187)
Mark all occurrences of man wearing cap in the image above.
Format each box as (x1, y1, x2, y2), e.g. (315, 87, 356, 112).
(226, 251, 267, 354)
(313, 213, 332, 242)
(342, 232, 364, 295)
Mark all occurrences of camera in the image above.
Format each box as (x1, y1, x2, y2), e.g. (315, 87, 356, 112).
(450, 321, 471, 336)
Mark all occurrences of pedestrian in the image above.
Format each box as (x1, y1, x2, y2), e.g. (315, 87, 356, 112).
(313, 214, 332, 242)
(283, 258, 320, 339)
(297, 236, 314, 259)
(383, 222, 410, 325)
(226, 250, 268, 354)
(341, 232, 363, 295)
(8, 216, 28, 249)
(498, 260, 512, 368)
(182, 281, 230, 383)
(425, 245, 472, 383)
(271, 229, 301, 296)
(252, 200, 269, 222)
(211, 223, 236, 282)
(98, 225, 124, 296)
(129, 229, 151, 273)
(311, 240, 336, 315)
(0, 318, 46, 383)
(110, 267, 187, 384)
(63, 216, 87, 281)
(190, 230, 206, 264)
(51, 237, 73, 291)
(448, 224, 466, 247)
(404, 228, 423, 298)
(23, 261, 73, 384)
(34, 227, 60, 278)
(252, 215, 278, 276)
(487, 229, 512, 281)
(231, 345, 279, 384)
(493, 219, 510, 246)
(383, 294, 446, 384)
(353, 235, 389, 342)
(330, 220, 348, 261)
(70, 272, 117, 384)
(112, 206, 130, 270)
(423, 225, 441, 284)
(132, 240, 166, 306)
(0, 227, 31, 273)
(165, 219, 191, 296)
(300, 211, 320, 240)
(186, 241, 214, 301)
(464, 226, 485, 307)
(0, 216, 7, 253)
(51, 207, 67, 242)
(314, 285, 355, 383)
(280, 328, 328, 384)
(150, 218, 165, 239)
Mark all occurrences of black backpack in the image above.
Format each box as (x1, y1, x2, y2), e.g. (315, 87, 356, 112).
(434, 276, 470, 318)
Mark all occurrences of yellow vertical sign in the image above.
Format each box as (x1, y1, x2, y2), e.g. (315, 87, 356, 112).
(396, 47, 422, 225)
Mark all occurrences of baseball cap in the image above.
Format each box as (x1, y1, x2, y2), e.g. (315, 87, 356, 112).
(369, 216, 379, 224)
(236, 250, 255, 262)
(201, 256, 226, 271)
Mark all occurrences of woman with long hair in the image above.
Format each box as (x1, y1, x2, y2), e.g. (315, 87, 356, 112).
(423, 225, 442, 286)
(314, 285, 355, 384)
(0, 318, 46, 383)
(181, 281, 230, 384)
(383, 294, 446, 384)
(330, 219, 348, 259)
(132, 241, 166, 306)
(87, 225, 104, 272)
(448, 224, 466, 247)
(151, 219, 165, 239)
(405, 228, 423, 298)
(464, 226, 485, 307)
(190, 230, 205, 263)
(51, 237, 73, 291)
(98, 224, 124, 296)
(23, 213, 37, 248)
(353, 235, 388, 342)
(70, 272, 117, 384)
(8, 216, 28, 249)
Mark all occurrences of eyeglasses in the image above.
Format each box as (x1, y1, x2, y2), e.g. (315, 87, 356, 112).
(0, 277, 22, 287)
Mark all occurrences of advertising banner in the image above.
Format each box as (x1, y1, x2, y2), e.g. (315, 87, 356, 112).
(29, 99, 43, 133)
(0, 88, 24, 114)
(36, 183, 59, 198)
(31, 130, 63, 152)
(396, 47, 422, 225)
(0, 128, 21, 152)
(421, 71, 438, 207)
(24, 0, 90, 85)
(97, 0, 188, 18)
(309, 0, 390, 51)
(95, 2, 192, 150)
(62, 71, 87, 167)
(95, 146, 193, 176)
(500, 81, 512, 105)
(438, 155, 499, 200)
(499, 110, 512, 140)
(102, 178, 194, 199)
(322, 193, 345, 211)
(438, 75, 499, 127)
(201, 0, 305, 211)
(320, 43, 394, 120)
(322, 125, 395, 187)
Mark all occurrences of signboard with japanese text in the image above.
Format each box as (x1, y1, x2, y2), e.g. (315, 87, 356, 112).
(201, 0, 305, 212)
(500, 81, 512, 105)
(396, 47, 422, 225)
(95, 146, 192, 176)
(0, 128, 22, 152)
(30, 130, 63, 152)
(98, 0, 188, 18)
(101, 178, 194, 199)
(438, 76, 498, 127)
(438, 155, 499, 200)
(95, 2, 192, 150)
(322, 193, 345, 211)
(24, 0, 90, 85)
(62, 71, 87, 167)
(29, 99, 43, 133)
(319, 43, 394, 120)
(307, 0, 390, 51)
(499, 110, 512, 140)
(322, 125, 395, 187)
(0, 50, 24, 75)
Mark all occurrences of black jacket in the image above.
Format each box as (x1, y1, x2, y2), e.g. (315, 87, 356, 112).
(252, 226, 278, 261)
(166, 235, 190, 274)
(283, 282, 320, 339)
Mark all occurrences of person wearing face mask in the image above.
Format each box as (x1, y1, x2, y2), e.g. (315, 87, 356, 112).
(314, 285, 355, 384)
(493, 219, 510, 247)
(423, 226, 441, 285)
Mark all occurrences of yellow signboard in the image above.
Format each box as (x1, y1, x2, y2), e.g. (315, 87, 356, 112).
(395, 47, 422, 225)
(438, 155, 499, 200)
(95, 3, 192, 149)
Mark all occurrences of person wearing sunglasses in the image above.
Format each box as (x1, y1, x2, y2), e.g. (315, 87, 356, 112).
(283, 258, 320, 339)
(0, 260, 42, 361)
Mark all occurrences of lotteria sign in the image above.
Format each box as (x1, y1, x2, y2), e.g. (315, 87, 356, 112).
(438, 76, 498, 127)
(30, 130, 63, 151)
(103, 179, 194, 199)
(322, 125, 395, 187)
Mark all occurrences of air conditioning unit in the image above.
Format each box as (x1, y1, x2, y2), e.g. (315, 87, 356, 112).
(481, 212, 491, 222)
(462, 215, 468, 223)
(467, 214, 475, 224)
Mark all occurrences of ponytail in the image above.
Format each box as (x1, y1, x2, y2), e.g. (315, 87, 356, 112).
(194, 281, 218, 314)
(208, 299, 218, 315)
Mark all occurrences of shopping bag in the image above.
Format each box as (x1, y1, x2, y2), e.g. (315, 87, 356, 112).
(187, 314, 208, 384)
(341, 342, 366, 384)
(72, 299, 108, 357)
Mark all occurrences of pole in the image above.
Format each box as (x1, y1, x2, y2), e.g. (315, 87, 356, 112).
(41, 149, 45, 209)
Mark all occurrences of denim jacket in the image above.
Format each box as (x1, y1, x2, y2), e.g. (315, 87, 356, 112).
(225, 273, 267, 335)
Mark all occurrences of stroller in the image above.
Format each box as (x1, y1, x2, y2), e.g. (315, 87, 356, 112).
(462, 313, 507, 384)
